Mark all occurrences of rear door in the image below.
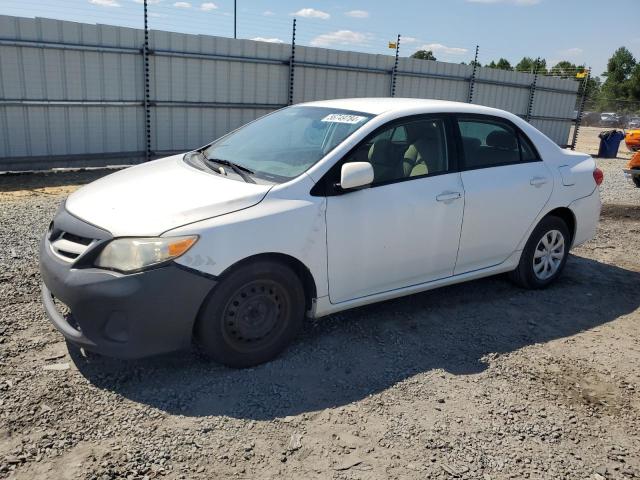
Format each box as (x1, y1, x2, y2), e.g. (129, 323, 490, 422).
(453, 115, 553, 274)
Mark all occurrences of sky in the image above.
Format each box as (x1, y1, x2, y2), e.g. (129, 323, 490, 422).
(1, 0, 639, 78)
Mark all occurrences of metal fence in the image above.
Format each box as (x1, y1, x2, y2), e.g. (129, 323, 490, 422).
(0, 15, 580, 171)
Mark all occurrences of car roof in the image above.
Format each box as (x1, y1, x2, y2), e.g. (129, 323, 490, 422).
(299, 97, 516, 118)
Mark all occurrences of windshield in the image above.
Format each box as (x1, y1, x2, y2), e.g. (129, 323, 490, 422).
(201, 106, 373, 182)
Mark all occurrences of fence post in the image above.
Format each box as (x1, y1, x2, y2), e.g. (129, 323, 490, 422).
(288, 18, 296, 106)
(389, 34, 400, 97)
(525, 57, 540, 122)
(142, 0, 151, 161)
(467, 45, 479, 103)
(570, 67, 591, 150)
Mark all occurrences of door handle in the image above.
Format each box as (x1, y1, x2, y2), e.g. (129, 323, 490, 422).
(436, 191, 462, 202)
(530, 176, 549, 187)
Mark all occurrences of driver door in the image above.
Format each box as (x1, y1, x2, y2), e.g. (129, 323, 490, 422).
(324, 116, 465, 304)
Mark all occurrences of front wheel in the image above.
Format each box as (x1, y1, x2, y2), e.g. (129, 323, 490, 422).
(196, 260, 305, 368)
(509, 216, 570, 289)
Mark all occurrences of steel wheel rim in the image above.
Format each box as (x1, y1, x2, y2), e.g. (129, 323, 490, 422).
(532, 229, 565, 280)
(221, 279, 289, 352)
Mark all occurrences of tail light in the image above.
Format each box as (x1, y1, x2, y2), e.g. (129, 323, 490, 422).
(593, 167, 604, 186)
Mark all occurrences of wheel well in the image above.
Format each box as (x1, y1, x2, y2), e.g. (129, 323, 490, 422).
(218, 253, 318, 312)
(545, 207, 576, 244)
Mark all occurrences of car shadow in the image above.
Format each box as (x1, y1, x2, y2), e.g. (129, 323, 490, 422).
(69, 255, 640, 420)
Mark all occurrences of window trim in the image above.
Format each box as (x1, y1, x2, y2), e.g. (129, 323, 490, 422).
(453, 113, 542, 172)
(311, 113, 460, 196)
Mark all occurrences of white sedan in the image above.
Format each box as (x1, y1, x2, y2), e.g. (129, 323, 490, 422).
(40, 98, 602, 367)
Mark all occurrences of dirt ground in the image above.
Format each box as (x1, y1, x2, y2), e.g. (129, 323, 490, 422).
(572, 126, 635, 161)
(0, 145, 639, 479)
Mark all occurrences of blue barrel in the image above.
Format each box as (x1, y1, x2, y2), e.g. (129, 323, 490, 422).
(597, 130, 625, 158)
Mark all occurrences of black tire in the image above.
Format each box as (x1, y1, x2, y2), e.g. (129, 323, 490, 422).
(195, 260, 305, 368)
(633, 175, 640, 188)
(509, 216, 570, 289)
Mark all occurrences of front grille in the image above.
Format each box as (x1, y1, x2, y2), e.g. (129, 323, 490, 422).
(61, 232, 93, 246)
(49, 231, 96, 262)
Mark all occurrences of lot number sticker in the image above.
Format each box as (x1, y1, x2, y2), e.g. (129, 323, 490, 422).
(321, 114, 367, 124)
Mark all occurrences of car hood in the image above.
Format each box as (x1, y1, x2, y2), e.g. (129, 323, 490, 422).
(65, 155, 272, 237)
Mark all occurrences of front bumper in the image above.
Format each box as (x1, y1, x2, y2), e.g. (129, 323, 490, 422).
(39, 206, 216, 359)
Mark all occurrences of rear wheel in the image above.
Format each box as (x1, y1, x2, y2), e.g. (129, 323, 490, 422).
(509, 216, 570, 289)
(196, 260, 305, 368)
(633, 175, 640, 188)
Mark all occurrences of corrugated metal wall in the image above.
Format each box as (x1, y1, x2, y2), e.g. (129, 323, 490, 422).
(0, 15, 580, 171)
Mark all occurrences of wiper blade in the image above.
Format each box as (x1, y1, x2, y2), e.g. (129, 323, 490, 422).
(207, 158, 256, 183)
(208, 158, 254, 174)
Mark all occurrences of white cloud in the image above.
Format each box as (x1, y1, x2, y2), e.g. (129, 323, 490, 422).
(291, 8, 330, 19)
(133, 0, 161, 4)
(263, 10, 275, 16)
(402, 36, 419, 44)
(310, 30, 371, 47)
(173, 1, 191, 7)
(345, 9, 369, 18)
(89, 0, 120, 6)
(200, 2, 217, 10)
(252, 37, 285, 44)
(418, 43, 468, 56)
(559, 47, 583, 57)
(467, 0, 540, 4)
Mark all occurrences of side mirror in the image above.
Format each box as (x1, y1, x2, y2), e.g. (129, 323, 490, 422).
(339, 162, 374, 190)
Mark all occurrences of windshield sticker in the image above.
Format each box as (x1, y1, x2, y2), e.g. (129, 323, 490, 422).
(321, 113, 367, 124)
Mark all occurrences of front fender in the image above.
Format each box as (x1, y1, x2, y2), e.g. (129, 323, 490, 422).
(168, 176, 329, 298)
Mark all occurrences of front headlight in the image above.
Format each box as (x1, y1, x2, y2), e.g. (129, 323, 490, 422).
(95, 236, 198, 273)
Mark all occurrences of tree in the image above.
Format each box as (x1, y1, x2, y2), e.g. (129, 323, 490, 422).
(486, 58, 513, 71)
(549, 61, 583, 79)
(603, 47, 636, 82)
(598, 47, 639, 112)
(515, 57, 534, 72)
(410, 50, 437, 61)
(515, 57, 547, 74)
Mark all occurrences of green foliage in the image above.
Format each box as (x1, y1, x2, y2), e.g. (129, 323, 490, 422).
(486, 58, 513, 71)
(594, 47, 640, 113)
(515, 57, 546, 74)
(549, 61, 584, 79)
(410, 50, 437, 61)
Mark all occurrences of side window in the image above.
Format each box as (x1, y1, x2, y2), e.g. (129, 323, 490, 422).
(346, 118, 449, 185)
(458, 119, 520, 169)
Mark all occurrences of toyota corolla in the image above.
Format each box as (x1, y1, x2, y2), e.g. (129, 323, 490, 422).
(40, 98, 602, 367)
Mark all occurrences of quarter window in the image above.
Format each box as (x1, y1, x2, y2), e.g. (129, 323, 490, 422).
(346, 118, 449, 185)
(519, 133, 539, 162)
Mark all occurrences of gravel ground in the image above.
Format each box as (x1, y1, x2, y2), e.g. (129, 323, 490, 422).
(571, 126, 635, 162)
(0, 157, 639, 480)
